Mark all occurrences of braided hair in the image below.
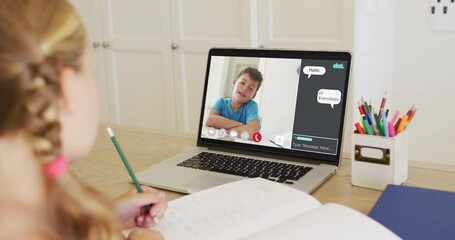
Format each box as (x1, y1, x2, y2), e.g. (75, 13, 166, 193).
(0, 0, 123, 239)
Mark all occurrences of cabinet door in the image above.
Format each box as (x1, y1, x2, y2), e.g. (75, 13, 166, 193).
(170, 0, 254, 133)
(258, 0, 354, 51)
(100, 0, 176, 130)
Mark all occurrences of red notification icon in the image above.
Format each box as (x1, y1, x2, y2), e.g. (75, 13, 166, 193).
(252, 132, 262, 142)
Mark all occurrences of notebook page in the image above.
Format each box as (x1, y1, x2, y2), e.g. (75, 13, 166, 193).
(246, 203, 401, 240)
(124, 178, 321, 240)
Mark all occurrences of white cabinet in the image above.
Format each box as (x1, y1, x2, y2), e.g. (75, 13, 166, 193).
(258, 0, 354, 51)
(70, 0, 353, 134)
(71, 0, 176, 131)
(169, 0, 254, 133)
(70, 0, 252, 132)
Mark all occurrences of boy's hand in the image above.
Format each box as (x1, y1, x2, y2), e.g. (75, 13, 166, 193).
(205, 109, 244, 130)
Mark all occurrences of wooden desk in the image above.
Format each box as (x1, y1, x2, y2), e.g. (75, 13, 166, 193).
(73, 124, 455, 215)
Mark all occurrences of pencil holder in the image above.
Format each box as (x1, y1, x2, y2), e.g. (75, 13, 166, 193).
(351, 130, 409, 190)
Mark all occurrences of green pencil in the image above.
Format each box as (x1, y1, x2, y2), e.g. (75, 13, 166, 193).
(106, 127, 158, 223)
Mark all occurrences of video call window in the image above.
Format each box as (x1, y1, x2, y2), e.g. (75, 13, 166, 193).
(201, 56, 348, 157)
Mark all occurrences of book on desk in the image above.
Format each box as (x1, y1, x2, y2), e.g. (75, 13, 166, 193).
(124, 178, 399, 240)
(369, 184, 455, 240)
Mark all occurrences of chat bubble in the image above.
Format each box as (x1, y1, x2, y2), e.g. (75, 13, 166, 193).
(317, 89, 341, 109)
(303, 66, 326, 78)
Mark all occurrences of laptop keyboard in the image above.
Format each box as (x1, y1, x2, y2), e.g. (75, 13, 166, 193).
(177, 152, 313, 184)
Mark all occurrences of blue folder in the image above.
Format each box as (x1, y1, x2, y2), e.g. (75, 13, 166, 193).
(369, 184, 455, 240)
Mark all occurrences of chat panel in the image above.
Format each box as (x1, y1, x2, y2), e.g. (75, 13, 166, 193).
(291, 59, 348, 155)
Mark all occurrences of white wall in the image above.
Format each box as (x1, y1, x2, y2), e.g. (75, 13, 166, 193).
(353, 0, 396, 146)
(258, 58, 301, 147)
(395, 0, 455, 165)
(354, 0, 396, 108)
(354, 0, 455, 166)
(205, 56, 228, 106)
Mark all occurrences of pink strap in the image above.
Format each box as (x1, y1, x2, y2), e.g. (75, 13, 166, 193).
(43, 155, 69, 178)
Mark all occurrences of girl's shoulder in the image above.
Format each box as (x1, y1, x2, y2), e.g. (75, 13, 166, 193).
(0, 198, 56, 239)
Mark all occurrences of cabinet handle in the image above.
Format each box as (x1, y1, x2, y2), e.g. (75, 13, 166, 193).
(92, 41, 100, 48)
(171, 43, 179, 50)
(102, 42, 110, 48)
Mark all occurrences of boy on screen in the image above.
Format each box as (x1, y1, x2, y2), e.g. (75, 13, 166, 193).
(205, 67, 263, 140)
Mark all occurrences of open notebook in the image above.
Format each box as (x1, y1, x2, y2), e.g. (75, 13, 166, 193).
(123, 178, 400, 240)
(136, 48, 352, 193)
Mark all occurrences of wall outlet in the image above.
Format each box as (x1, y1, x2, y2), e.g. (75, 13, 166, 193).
(430, 0, 455, 31)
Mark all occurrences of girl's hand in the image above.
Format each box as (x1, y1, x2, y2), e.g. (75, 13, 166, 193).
(114, 186, 167, 229)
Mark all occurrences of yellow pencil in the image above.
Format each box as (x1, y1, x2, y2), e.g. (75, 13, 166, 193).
(396, 115, 408, 134)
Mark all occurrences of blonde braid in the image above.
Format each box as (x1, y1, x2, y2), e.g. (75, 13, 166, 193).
(24, 29, 123, 240)
(24, 65, 61, 163)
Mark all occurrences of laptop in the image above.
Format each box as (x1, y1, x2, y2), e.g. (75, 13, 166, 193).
(136, 48, 352, 194)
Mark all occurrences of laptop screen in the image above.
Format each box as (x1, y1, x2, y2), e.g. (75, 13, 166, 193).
(197, 48, 351, 164)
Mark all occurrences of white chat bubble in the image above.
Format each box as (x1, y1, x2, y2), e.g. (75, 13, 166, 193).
(317, 89, 341, 109)
(303, 66, 326, 78)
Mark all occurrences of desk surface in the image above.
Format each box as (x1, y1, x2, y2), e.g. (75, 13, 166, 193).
(73, 124, 455, 215)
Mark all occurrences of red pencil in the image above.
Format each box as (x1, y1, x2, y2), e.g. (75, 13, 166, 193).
(355, 122, 365, 134)
(378, 92, 387, 121)
(358, 101, 365, 115)
(380, 91, 387, 110)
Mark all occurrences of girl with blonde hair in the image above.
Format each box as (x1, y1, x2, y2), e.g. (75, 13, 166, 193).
(0, 0, 167, 239)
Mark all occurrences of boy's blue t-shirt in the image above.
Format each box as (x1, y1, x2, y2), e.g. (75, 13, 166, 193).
(211, 98, 260, 125)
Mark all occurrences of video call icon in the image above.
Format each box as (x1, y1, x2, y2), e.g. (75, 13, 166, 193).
(275, 135, 284, 146)
(207, 127, 262, 143)
(240, 131, 250, 140)
(207, 127, 216, 137)
(252, 132, 262, 142)
(219, 129, 227, 138)
(229, 130, 238, 139)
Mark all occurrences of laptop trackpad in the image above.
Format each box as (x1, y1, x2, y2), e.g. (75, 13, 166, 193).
(185, 174, 237, 193)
